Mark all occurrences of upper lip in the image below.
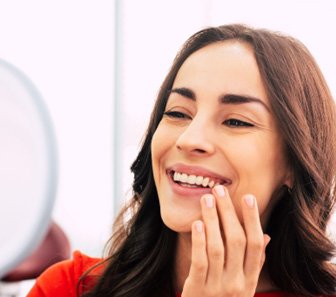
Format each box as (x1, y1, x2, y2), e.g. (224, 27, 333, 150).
(167, 163, 232, 185)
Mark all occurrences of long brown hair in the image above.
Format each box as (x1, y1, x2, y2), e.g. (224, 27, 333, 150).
(81, 24, 336, 297)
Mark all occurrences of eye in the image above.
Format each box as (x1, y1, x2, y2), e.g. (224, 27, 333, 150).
(223, 119, 254, 127)
(163, 111, 191, 119)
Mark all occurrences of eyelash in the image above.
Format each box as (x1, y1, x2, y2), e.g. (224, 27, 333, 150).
(163, 111, 254, 127)
(223, 119, 254, 127)
(163, 111, 191, 119)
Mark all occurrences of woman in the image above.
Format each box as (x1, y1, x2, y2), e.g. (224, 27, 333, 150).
(28, 24, 336, 297)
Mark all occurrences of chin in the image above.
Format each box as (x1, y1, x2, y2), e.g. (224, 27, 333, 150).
(160, 211, 196, 233)
(165, 223, 193, 234)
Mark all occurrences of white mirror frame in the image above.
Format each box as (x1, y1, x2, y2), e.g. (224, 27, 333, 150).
(0, 59, 58, 279)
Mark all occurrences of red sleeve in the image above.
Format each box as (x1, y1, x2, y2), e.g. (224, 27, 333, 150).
(27, 251, 102, 297)
(255, 292, 336, 297)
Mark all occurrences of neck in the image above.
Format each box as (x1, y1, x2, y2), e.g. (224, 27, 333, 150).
(174, 233, 278, 293)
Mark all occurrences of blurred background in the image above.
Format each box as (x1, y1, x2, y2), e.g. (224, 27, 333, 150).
(1, 0, 335, 264)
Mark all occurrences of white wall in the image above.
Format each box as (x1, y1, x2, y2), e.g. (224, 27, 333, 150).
(0, 0, 115, 256)
(0, 0, 335, 259)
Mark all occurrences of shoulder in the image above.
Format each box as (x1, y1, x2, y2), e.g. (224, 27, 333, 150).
(27, 250, 103, 297)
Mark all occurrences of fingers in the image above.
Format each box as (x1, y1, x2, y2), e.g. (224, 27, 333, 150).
(200, 194, 225, 284)
(213, 187, 270, 278)
(214, 186, 246, 274)
(260, 234, 271, 267)
(240, 194, 269, 283)
(188, 220, 207, 283)
(188, 186, 270, 295)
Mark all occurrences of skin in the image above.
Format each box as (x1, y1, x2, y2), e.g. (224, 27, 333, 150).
(151, 40, 292, 295)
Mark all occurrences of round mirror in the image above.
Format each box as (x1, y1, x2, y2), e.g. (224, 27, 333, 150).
(0, 59, 57, 278)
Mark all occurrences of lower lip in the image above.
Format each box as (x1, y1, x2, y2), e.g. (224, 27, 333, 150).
(167, 173, 213, 198)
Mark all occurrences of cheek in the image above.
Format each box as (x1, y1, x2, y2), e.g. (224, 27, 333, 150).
(151, 125, 200, 232)
(151, 129, 163, 183)
(151, 124, 176, 183)
(223, 135, 288, 218)
(230, 134, 287, 182)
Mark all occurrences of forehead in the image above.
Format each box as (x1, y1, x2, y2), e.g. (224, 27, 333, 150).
(173, 40, 269, 105)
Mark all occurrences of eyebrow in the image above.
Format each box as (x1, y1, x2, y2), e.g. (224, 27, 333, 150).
(169, 87, 270, 113)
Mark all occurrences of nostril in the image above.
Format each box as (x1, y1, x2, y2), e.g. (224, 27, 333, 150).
(194, 148, 206, 153)
(175, 133, 215, 154)
(176, 144, 210, 154)
(176, 145, 206, 154)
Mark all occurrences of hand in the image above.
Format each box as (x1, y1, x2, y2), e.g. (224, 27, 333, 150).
(181, 185, 271, 297)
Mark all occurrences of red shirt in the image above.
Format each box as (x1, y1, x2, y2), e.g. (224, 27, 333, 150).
(27, 251, 333, 297)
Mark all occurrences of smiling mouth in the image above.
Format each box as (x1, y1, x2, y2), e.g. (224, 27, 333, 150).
(169, 170, 230, 189)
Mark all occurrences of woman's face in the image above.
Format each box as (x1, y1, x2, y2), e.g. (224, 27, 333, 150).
(151, 40, 291, 233)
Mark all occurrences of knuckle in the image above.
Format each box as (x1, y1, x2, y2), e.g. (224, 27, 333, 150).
(249, 238, 264, 250)
(225, 281, 245, 296)
(246, 277, 258, 287)
(208, 243, 223, 258)
(207, 287, 221, 297)
(245, 277, 259, 292)
(191, 259, 206, 273)
(229, 234, 246, 249)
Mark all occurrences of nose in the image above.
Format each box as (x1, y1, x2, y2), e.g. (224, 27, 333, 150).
(175, 116, 215, 156)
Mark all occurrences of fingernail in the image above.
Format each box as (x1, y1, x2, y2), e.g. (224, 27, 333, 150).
(244, 194, 255, 208)
(214, 185, 225, 197)
(195, 221, 203, 233)
(205, 195, 214, 208)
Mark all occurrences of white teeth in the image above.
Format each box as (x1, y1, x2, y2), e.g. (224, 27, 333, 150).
(181, 173, 188, 183)
(173, 171, 220, 188)
(188, 175, 196, 184)
(202, 177, 210, 187)
(195, 176, 203, 185)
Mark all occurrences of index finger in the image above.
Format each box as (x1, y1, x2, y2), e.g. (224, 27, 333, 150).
(213, 185, 246, 273)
